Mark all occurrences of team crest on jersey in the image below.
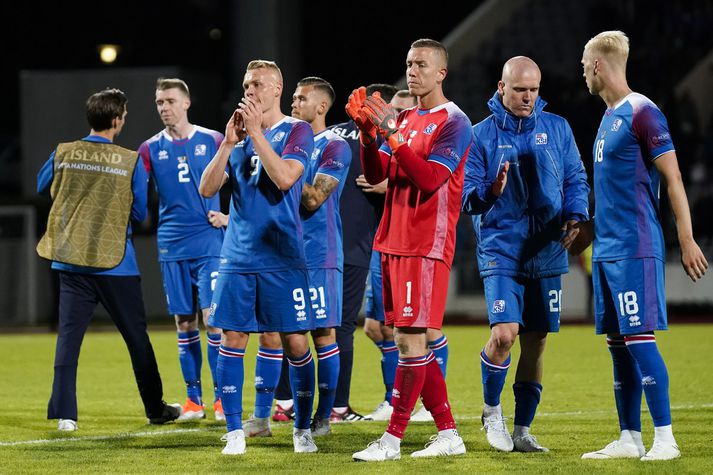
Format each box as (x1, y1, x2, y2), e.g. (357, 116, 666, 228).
(158, 150, 169, 160)
(194, 144, 207, 156)
(535, 133, 548, 145)
(402, 305, 414, 318)
(177, 155, 187, 163)
(423, 123, 437, 135)
(492, 300, 506, 313)
(272, 131, 285, 142)
(611, 119, 623, 132)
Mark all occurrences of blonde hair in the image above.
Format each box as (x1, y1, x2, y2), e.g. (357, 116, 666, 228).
(584, 30, 629, 67)
(246, 59, 283, 84)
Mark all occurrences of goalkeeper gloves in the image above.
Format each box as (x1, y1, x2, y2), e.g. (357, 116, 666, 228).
(345, 87, 377, 145)
(362, 93, 406, 151)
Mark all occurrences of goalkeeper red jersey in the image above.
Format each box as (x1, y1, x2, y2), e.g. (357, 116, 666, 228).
(374, 102, 472, 266)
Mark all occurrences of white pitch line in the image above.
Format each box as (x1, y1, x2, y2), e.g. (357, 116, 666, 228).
(0, 427, 220, 447)
(2, 403, 712, 447)
(451, 402, 713, 421)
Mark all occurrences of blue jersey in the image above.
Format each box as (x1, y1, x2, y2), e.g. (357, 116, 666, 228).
(592, 93, 674, 262)
(220, 117, 314, 272)
(301, 129, 351, 270)
(138, 126, 225, 261)
(37, 135, 147, 276)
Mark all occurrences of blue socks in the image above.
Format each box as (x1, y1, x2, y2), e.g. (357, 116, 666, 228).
(428, 335, 449, 378)
(207, 332, 221, 402)
(608, 336, 643, 431)
(217, 345, 245, 432)
(480, 350, 510, 406)
(254, 347, 284, 419)
(288, 350, 315, 430)
(624, 334, 671, 427)
(315, 344, 340, 419)
(380, 340, 398, 404)
(177, 331, 202, 404)
(513, 381, 542, 427)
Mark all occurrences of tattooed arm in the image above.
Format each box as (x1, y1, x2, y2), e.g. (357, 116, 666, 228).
(301, 173, 339, 212)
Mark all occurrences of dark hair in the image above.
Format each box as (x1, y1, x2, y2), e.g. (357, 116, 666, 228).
(366, 83, 398, 102)
(297, 76, 335, 106)
(156, 77, 190, 98)
(394, 89, 414, 99)
(86, 88, 127, 131)
(411, 38, 449, 67)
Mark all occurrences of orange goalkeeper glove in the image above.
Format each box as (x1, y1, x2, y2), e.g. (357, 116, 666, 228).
(363, 93, 406, 151)
(345, 87, 377, 145)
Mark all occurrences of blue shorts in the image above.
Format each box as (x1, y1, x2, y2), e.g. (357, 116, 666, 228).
(364, 250, 385, 322)
(593, 257, 667, 335)
(309, 268, 343, 329)
(208, 268, 313, 333)
(483, 274, 561, 333)
(160, 257, 220, 315)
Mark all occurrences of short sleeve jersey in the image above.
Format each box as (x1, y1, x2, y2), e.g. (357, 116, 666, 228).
(139, 126, 225, 261)
(220, 117, 314, 272)
(375, 102, 472, 266)
(592, 93, 674, 262)
(301, 129, 351, 270)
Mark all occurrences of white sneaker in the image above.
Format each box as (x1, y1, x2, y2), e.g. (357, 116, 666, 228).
(482, 412, 513, 451)
(513, 433, 549, 452)
(57, 419, 77, 431)
(365, 401, 393, 421)
(411, 434, 466, 458)
(641, 440, 681, 461)
(581, 439, 645, 459)
(410, 404, 434, 422)
(243, 415, 272, 437)
(220, 429, 246, 455)
(293, 430, 318, 453)
(353, 439, 401, 462)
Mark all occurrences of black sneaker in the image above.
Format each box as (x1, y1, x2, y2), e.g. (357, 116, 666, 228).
(148, 402, 181, 424)
(329, 405, 365, 423)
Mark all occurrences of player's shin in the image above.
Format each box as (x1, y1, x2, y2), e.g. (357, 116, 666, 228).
(624, 335, 672, 430)
(254, 347, 284, 418)
(608, 336, 643, 432)
(315, 344, 340, 419)
(386, 354, 431, 439)
(217, 346, 245, 432)
(420, 354, 456, 431)
(178, 330, 203, 404)
(207, 332, 221, 401)
(288, 350, 316, 430)
(381, 340, 398, 404)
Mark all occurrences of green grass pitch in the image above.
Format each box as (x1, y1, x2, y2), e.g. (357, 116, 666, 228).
(1, 323, 712, 473)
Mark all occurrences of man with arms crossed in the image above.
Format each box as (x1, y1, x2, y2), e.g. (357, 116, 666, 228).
(577, 30, 707, 461)
(199, 60, 317, 455)
(349, 39, 471, 461)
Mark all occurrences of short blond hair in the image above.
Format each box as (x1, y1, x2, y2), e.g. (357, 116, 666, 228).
(246, 59, 283, 84)
(584, 30, 629, 67)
